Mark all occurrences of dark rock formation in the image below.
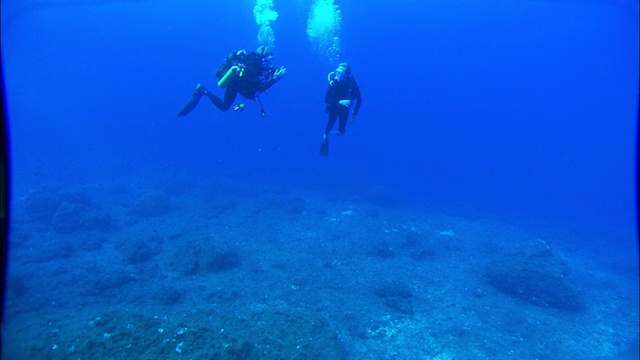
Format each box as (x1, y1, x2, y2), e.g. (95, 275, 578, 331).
(129, 190, 173, 217)
(205, 250, 241, 273)
(409, 247, 435, 261)
(284, 196, 307, 214)
(24, 188, 93, 224)
(403, 230, 421, 249)
(23, 188, 111, 234)
(370, 242, 396, 259)
(167, 240, 200, 274)
(77, 236, 107, 251)
(117, 236, 162, 264)
(52, 202, 111, 234)
(85, 272, 136, 297)
(485, 239, 585, 312)
(7, 276, 28, 297)
(13, 309, 346, 359)
(156, 286, 183, 306)
(374, 281, 414, 315)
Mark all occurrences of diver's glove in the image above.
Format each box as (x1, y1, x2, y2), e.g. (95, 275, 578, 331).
(273, 66, 287, 80)
(338, 100, 352, 108)
(349, 113, 357, 123)
(228, 65, 245, 77)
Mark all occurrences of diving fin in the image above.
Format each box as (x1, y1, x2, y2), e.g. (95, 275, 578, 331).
(233, 103, 245, 112)
(177, 84, 206, 117)
(319, 138, 329, 156)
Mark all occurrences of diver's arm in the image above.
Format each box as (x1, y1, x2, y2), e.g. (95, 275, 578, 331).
(352, 81, 362, 116)
(254, 66, 285, 92)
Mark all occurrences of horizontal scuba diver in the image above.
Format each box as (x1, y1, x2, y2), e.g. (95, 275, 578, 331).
(177, 46, 286, 117)
(319, 62, 362, 156)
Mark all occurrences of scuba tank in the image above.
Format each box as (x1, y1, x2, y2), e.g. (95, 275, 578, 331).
(216, 50, 248, 88)
(217, 65, 245, 88)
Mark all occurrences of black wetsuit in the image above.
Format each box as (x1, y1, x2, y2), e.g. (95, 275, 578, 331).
(206, 52, 278, 111)
(324, 76, 362, 135)
(177, 51, 279, 115)
(203, 70, 277, 112)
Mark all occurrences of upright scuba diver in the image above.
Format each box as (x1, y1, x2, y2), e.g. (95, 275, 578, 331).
(177, 46, 286, 117)
(320, 62, 362, 156)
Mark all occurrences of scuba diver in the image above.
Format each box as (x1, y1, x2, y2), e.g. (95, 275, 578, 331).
(177, 46, 286, 117)
(319, 62, 362, 156)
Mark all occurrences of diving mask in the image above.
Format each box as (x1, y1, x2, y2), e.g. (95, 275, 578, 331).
(261, 55, 274, 67)
(327, 68, 346, 86)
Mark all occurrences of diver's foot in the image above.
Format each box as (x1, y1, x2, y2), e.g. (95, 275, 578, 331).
(233, 103, 245, 113)
(319, 136, 329, 156)
(177, 84, 207, 117)
(195, 83, 209, 95)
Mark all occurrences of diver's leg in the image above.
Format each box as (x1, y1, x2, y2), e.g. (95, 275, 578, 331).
(177, 84, 207, 117)
(324, 110, 338, 136)
(320, 111, 336, 156)
(337, 110, 348, 135)
(203, 88, 236, 112)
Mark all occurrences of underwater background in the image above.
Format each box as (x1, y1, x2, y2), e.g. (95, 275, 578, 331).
(1, 0, 638, 359)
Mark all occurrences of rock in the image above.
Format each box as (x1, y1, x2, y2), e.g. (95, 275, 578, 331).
(52, 202, 111, 234)
(384, 297, 415, 315)
(370, 243, 396, 259)
(374, 281, 414, 315)
(403, 230, 421, 249)
(7, 276, 28, 297)
(284, 196, 306, 214)
(374, 281, 413, 299)
(129, 190, 173, 217)
(156, 286, 183, 306)
(77, 236, 107, 252)
(205, 250, 241, 273)
(167, 241, 200, 275)
(15, 309, 347, 359)
(85, 273, 136, 296)
(24, 188, 94, 224)
(485, 239, 585, 312)
(118, 237, 162, 264)
(409, 247, 435, 261)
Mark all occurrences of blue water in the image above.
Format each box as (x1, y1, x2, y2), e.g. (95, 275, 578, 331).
(2, 0, 638, 359)
(4, 0, 637, 230)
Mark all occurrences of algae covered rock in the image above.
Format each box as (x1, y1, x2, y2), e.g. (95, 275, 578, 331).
(52, 201, 112, 234)
(129, 190, 174, 217)
(485, 239, 585, 312)
(14, 309, 346, 359)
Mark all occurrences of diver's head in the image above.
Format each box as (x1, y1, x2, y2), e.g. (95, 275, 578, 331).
(337, 63, 351, 76)
(334, 62, 351, 82)
(328, 62, 353, 86)
(257, 45, 274, 66)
